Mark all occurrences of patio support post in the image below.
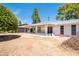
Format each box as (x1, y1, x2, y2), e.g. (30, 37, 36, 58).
(28, 28, 30, 33)
(45, 25, 48, 35)
(35, 26, 38, 33)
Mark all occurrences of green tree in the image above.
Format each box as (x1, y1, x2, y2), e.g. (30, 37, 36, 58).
(0, 4, 18, 32)
(56, 3, 79, 20)
(31, 8, 41, 24)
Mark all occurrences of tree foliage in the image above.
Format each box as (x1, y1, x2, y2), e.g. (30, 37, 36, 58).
(31, 8, 41, 24)
(56, 3, 79, 20)
(0, 4, 18, 32)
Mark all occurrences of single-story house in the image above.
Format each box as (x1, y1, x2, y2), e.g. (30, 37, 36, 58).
(18, 19, 79, 36)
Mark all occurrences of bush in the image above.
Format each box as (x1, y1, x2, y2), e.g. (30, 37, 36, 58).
(0, 4, 18, 32)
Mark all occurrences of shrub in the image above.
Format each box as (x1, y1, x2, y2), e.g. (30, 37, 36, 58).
(0, 4, 18, 32)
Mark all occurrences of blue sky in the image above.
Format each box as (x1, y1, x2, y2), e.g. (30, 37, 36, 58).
(3, 3, 63, 24)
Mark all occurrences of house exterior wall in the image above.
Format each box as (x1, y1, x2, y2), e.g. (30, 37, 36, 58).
(37, 25, 45, 33)
(64, 25, 71, 36)
(53, 25, 60, 35)
(53, 24, 79, 36)
(76, 24, 79, 36)
(53, 24, 78, 36)
(40, 25, 46, 33)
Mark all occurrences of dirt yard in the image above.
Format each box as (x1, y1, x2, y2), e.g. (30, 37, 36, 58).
(0, 33, 79, 56)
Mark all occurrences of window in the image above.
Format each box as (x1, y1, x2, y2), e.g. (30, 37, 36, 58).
(71, 25, 76, 35)
(60, 26, 64, 35)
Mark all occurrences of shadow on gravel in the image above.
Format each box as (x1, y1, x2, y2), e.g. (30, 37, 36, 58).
(0, 35, 21, 42)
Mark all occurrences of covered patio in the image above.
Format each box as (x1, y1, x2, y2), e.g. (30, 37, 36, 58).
(18, 23, 54, 35)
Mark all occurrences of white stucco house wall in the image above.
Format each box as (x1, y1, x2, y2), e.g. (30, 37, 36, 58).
(18, 19, 79, 37)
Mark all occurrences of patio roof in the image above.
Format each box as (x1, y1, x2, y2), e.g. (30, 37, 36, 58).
(18, 22, 53, 28)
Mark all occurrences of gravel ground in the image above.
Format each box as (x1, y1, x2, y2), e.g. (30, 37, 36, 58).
(0, 33, 79, 56)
